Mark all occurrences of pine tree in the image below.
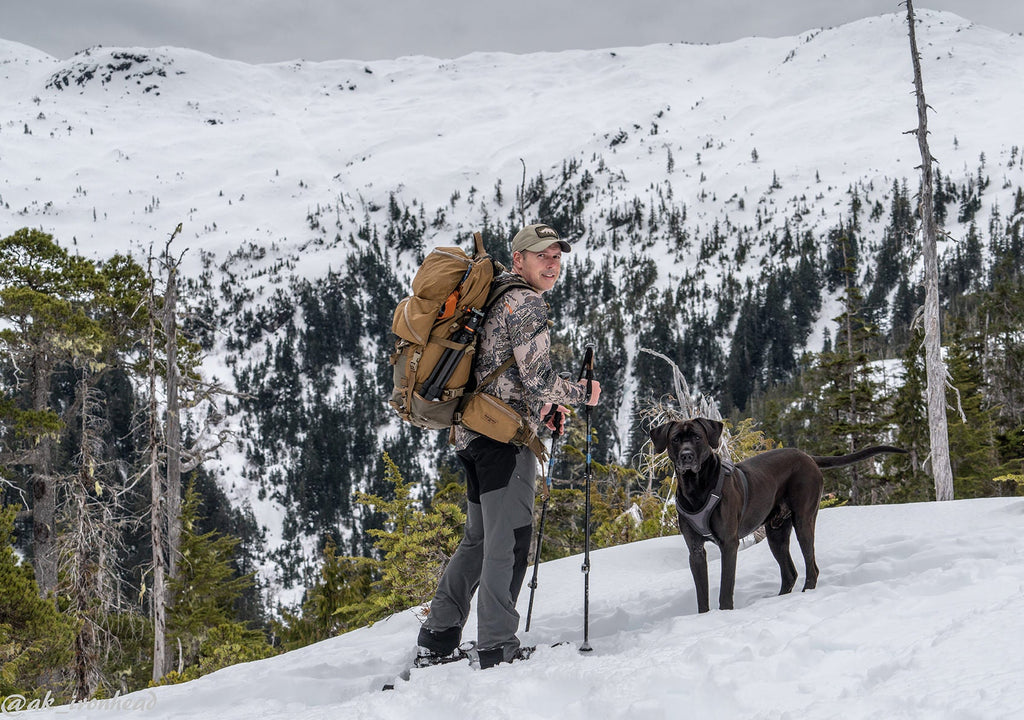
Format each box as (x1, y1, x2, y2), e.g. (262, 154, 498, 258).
(980, 265, 1024, 426)
(0, 229, 108, 594)
(724, 289, 764, 411)
(944, 329, 1000, 497)
(889, 328, 934, 502)
(271, 538, 375, 651)
(0, 506, 77, 701)
(825, 216, 859, 294)
(809, 244, 890, 504)
(864, 180, 915, 328)
(159, 485, 275, 684)
(354, 453, 465, 618)
(0, 229, 148, 606)
(1, 230, 151, 699)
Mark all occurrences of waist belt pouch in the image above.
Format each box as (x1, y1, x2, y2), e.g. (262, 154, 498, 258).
(458, 392, 524, 444)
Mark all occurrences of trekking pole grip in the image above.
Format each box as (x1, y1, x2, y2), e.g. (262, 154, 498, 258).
(577, 343, 595, 403)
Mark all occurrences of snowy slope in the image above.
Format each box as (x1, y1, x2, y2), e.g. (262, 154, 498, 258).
(14, 497, 1024, 719)
(2, 11, 1022, 279)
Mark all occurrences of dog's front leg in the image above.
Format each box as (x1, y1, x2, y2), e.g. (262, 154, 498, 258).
(687, 541, 711, 613)
(718, 539, 740, 610)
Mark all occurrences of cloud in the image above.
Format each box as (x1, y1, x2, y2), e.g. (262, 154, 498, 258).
(3, 0, 1023, 63)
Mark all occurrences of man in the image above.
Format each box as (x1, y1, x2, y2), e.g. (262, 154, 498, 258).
(416, 223, 602, 669)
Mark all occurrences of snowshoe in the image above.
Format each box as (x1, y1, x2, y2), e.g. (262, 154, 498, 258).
(413, 641, 474, 669)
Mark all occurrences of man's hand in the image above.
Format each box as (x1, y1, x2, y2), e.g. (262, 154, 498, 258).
(540, 403, 568, 434)
(578, 379, 602, 406)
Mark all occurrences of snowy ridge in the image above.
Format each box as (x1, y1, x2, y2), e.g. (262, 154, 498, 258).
(3, 11, 1022, 276)
(18, 497, 1024, 719)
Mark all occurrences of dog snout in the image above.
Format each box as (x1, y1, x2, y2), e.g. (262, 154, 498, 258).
(678, 449, 696, 465)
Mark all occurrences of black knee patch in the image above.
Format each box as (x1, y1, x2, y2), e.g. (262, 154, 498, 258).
(509, 524, 533, 603)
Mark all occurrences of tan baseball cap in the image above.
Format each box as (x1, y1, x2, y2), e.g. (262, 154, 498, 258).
(511, 223, 571, 254)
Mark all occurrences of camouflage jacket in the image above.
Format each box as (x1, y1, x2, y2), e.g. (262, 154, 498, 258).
(453, 271, 586, 451)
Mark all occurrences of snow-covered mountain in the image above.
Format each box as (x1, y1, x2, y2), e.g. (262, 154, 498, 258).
(4, 11, 1020, 293)
(16, 496, 1024, 719)
(3, 9, 1022, 602)
(4, 9, 1019, 299)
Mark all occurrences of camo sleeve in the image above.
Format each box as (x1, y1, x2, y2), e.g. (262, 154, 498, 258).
(502, 289, 587, 413)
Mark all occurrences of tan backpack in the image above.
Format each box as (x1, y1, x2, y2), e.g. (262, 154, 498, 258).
(388, 232, 548, 462)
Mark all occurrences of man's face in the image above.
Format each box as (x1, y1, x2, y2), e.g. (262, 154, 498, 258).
(512, 243, 563, 293)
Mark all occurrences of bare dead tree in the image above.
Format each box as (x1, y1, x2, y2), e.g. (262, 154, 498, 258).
(163, 228, 184, 580)
(904, 0, 955, 500)
(636, 347, 727, 483)
(142, 223, 236, 683)
(143, 241, 169, 682)
(638, 348, 726, 434)
(59, 371, 140, 700)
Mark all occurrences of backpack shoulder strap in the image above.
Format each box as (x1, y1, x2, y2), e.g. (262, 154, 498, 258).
(485, 273, 534, 307)
(473, 275, 537, 390)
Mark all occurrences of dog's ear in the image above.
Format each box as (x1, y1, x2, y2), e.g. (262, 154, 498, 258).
(650, 422, 676, 454)
(695, 418, 724, 450)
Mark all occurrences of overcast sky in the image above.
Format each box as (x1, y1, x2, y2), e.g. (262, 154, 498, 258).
(3, 0, 1023, 63)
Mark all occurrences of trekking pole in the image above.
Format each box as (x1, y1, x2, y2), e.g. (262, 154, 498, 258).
(524, 402, 563, 633)
(578, 343, 595, 653)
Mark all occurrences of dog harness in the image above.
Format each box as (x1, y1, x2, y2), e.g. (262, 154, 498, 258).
(677, 459, 749, 542)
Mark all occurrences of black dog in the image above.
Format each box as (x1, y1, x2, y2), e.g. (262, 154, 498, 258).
(650, 418, 906, 613)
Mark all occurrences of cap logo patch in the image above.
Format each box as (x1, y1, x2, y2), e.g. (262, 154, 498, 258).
(535, 225, 558, 239)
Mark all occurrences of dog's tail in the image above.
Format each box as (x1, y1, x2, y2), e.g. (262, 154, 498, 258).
(812, 445, 908, 469)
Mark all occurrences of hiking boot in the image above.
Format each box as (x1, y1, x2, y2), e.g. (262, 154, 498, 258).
(475, 644, 535, 669)
(416, 625, 462, 657)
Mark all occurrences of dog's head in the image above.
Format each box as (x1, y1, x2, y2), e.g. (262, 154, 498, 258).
(650, 418, 724, 477)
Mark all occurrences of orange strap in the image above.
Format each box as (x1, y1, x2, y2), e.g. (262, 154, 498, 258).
(437, 291, 460, 320)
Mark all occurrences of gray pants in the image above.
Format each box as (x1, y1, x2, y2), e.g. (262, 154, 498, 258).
(423, 436, 536, 659)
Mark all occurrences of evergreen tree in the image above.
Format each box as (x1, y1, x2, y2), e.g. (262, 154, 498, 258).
(943, 329, 1001, 497)
(0, 506, 77, 701)
(888, 328, 934, 502)
(980, 265, 1024, 425)
(751, 360, 819, 451)
(354, 453, 465, 619)
(808, 253, 890, 504)
(888, 274, 923, 351)
(724, 289, 765, 411)
(864, 180, 915, 330)
(824, 207, 859, 294)
(272, 538, 375, 651)
(0, 229, 148, 602)
(940, 222, 983, 314)
(160, 485, 275, 684)
(0, 229, 108, 594)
